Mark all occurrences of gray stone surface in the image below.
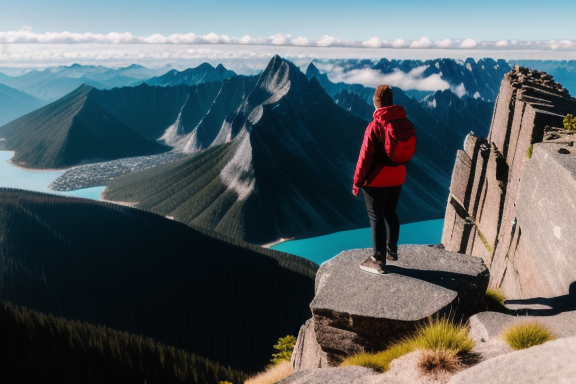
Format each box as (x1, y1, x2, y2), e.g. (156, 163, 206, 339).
(278, 366, 378, 384)
(506, 142, 576, 298)
(304, 245, 488, 366)
(291, 319, 329, 371)
(469, 310, 576, 343)
(441, 65, 576, 301)
(313, 245, 488, 320)
(448, 336, 576, 384)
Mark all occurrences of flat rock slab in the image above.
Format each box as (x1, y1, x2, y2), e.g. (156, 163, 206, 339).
(305, 245, 489, 365)
(448, 336, 576, 384)
(312, 245, 489, 321)
(471, 310, 576, 340)
(278, 366, 378, 384)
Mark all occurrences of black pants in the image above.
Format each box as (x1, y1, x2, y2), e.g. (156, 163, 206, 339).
(362, 185, 402, 254)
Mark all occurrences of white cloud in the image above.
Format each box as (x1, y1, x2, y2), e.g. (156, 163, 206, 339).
(291, 36, 310, 46)
(452, 83, 467, 98)
(1, 28, 575, 54)
(410, 37, 432, 48)
(269, 34, 288, 45)
(392, 39, 408, 48)
(435, 39, 453, 48)
(362, 37, 382, 48)
(325, 65, 451, 92)
(460, 39, 478, 48)
(2, 27, 576, 72)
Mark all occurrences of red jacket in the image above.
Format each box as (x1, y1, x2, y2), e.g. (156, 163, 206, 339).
(352, 105, 407, 196)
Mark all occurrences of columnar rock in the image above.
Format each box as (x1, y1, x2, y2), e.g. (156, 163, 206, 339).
(442, 66, 576, 299)
(292, 245, 489, 369)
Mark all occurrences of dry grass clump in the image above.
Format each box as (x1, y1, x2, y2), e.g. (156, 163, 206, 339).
(502, 321, 555, 350)
(244, 361, 293, 384)
(418, 349, 462, 374)
(341, 316, 474, 375)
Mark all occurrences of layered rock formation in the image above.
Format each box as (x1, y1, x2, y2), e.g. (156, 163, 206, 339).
(291, 245, 489, 369)
(442, 66, 576, 299)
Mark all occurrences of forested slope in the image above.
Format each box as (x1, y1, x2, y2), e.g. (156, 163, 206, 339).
(0, 188, 317, 373)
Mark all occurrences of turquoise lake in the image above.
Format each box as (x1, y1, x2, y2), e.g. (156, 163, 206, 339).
(0, 151, 105, 200)
(1, 150, 444, 264)
(271, 219, 444, 265)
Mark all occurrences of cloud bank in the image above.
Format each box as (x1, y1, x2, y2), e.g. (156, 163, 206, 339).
(321, 65, 450, 91)
(2, 27, 575, 51)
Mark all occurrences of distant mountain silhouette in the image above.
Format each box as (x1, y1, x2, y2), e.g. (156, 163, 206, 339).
(0, 188, 317, 373)
(144, 62, 237, 87)
(0, 83, 47, 126)
(0, 85, 169, 169)
(0, 63, 169, 101)
(309, 58, 512, 101)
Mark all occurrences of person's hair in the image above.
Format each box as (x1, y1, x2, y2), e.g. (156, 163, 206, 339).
(373, 85, 393, 108)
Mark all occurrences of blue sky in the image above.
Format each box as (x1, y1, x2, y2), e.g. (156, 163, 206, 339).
(2, 0, 575, 41)
(0, 0, 575, 71)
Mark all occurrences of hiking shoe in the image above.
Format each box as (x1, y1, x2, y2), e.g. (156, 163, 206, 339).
(386, 251, 398, 261)
(386, 246, 398, 261)
(359, 256, 386, 274)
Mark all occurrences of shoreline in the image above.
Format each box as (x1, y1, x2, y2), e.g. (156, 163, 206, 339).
(261, 237, 295, 249)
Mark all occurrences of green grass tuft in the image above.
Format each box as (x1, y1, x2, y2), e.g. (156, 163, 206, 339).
(341, 316, 474, 373)
(564, 114, 576, 131)
(502, 322, 555, 350)
(412, 316, 474, 354)
(341, 342, 417, 372)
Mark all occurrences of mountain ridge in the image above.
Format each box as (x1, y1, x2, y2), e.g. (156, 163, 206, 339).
(0, 84, 169, 169)
(104, 55, 370, 244)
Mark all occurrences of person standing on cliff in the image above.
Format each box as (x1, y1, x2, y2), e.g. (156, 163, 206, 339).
(352, 85, 413, 274)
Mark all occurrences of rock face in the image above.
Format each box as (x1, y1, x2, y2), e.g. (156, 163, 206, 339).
(442, 66, 576, 299)
(447, 336, 576, 384)
(292, 245, 489, 369)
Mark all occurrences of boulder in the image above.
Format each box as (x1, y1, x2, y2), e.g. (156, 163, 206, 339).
(277, 366, 377, 384)
(293, 245, 489, 368)
(448, 336, 576, 384)
(470, 309, 576, 343)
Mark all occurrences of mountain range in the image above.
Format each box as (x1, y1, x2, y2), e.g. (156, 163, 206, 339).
(0, 55, 524, 244)
(144, 62, 237, 87)
(103, 56, 369, 244)
(0, 63, 168, 102)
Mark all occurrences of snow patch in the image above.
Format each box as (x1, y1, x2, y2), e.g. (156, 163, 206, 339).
(159, 94, 191, 149)
(473, 91, 482, 99)
(466, 62, 473, 71)
(220, 131, 255, 201)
